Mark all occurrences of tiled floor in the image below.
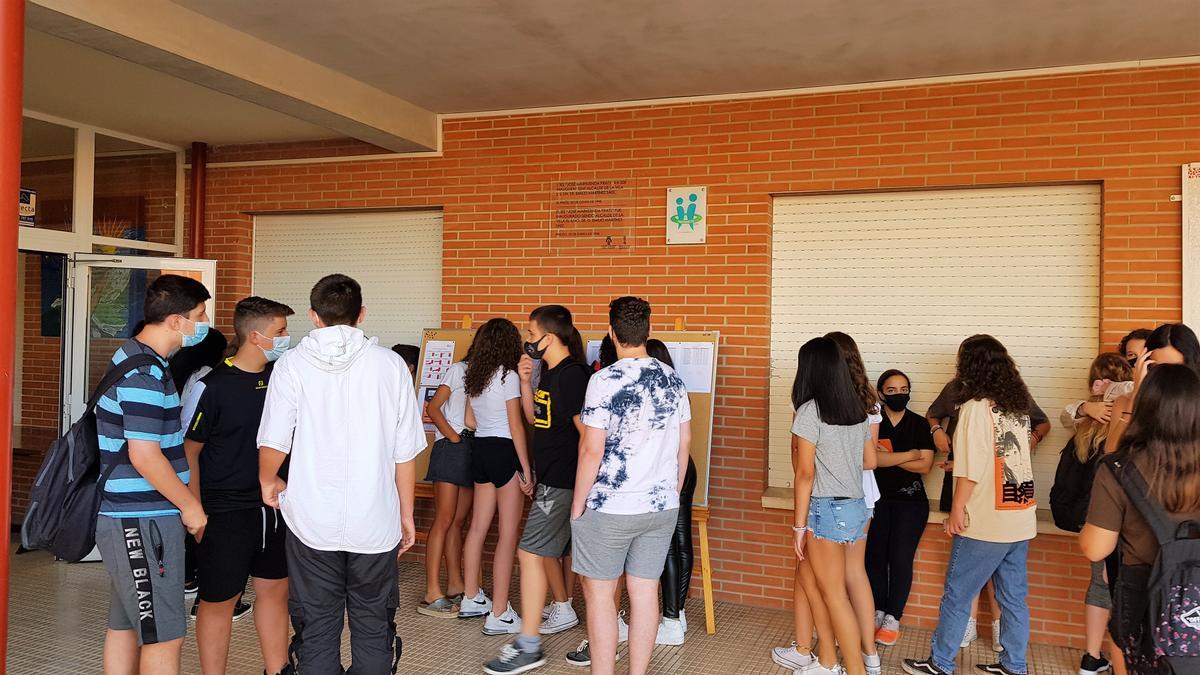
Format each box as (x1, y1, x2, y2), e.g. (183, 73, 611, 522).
(7, 550, 1081, 674)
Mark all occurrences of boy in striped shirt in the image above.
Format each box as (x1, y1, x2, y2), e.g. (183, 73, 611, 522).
(94, 274, 211, 675)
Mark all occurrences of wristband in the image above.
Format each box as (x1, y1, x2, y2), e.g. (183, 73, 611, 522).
(931, 425, 945, 434)
(792, 525, 808, 533)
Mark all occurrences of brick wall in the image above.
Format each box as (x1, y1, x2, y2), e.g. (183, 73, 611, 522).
(185, 64, 1198, 648)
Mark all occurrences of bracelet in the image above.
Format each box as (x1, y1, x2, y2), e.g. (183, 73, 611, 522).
(792, 525, 808, 533)
(931, 425, 944, 434)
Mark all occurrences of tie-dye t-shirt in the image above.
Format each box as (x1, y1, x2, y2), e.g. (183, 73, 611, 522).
(580, 357, 692, 515)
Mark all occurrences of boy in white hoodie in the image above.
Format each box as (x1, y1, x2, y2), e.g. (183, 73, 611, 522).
(257, 274, 426, 674)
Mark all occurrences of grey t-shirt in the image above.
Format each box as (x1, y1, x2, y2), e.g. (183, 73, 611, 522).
(791, 400, 870, 499)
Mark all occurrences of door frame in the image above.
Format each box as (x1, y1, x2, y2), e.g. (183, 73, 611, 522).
(63, 254, 216, 429)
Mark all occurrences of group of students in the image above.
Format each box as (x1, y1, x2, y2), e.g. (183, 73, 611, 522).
(767, 325, 1200, 675)
(91, 273, 698, 675)
(410, 301, 698, 675)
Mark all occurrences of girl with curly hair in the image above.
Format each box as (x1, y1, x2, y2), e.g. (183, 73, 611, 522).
(904, 335, 1037, 675)
(459, 319, 535, 636)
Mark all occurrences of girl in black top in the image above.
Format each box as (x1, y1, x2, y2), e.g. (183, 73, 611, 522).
(864, 369, 934, 646)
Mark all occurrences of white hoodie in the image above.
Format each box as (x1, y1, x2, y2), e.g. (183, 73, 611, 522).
(257, 325, 426, 553)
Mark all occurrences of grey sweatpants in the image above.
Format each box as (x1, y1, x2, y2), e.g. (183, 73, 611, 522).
(285, 534, 401, 674)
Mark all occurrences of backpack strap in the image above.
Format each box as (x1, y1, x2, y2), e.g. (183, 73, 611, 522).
(1114, 460, 1178, 547)
(85, 353, 166, 414)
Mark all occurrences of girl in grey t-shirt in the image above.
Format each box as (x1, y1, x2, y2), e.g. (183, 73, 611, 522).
(784, 336, 877, 675)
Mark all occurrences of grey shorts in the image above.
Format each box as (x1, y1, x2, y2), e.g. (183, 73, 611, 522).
(519, 484, 573, 558)
(570, 508, 678, 580)
(1086, 560, 1112, 610)
(425, 432, 473, 488)
(96, 514, 187, 645)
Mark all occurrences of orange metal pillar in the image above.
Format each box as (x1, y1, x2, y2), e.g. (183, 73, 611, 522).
(0, 0, 24, 669)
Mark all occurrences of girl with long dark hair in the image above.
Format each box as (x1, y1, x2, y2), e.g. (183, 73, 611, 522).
(1107, 323, 1200, 453)
(824, 332, 882, 675)
(1082, 364, 1200, 674)
(790, 336, 875, 675)
(459, 319, 534, 636)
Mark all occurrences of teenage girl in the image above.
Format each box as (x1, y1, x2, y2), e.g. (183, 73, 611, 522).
(418, 341, 476, 618)
(459, 319, 535, 636)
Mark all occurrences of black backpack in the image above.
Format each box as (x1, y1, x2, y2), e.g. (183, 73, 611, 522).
(1110, 461, 1200, 673)
(1049, 436, 1100, 532)
(21, 354, 162, 562)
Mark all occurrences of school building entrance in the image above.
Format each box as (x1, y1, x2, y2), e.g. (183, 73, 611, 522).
(1, 1, 1198, 673)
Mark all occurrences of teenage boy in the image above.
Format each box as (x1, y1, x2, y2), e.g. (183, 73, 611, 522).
(484, 305, 588, 674)
(570, 297, 692, 675)
(94, 274, 211, 675)
(185, 297, 294, 675)
(391, 343, 420, 378)
(258, 274, 426, 674)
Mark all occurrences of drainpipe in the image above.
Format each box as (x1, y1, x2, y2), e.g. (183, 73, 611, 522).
(189, 142, 207, 258)
(0, 0, 25, 665)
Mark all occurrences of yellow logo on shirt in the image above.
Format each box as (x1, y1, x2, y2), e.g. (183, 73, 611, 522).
(533, 389, 551, 429)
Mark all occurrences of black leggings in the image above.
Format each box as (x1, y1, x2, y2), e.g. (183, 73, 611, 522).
(661, 457, 697, 619)
(864, 499, 929, 620)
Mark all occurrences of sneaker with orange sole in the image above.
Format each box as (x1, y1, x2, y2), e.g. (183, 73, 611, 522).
(875, 614, 900, 646)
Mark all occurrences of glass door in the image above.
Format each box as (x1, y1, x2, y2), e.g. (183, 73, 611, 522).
(64, 255, 216, 428)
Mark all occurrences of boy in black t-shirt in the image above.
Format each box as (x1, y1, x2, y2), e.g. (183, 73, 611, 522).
(485, 305, 590, 674)
(184, 297, 294, 675)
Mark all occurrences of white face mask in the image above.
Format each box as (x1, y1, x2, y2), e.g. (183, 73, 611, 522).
(257, 332, 291, 362)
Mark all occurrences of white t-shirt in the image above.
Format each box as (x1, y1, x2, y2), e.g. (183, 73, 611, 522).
(580, 358, 692, 515)
(257, 326, 426, 554)
(469, 366, 520, 438)
(434, 361, 468, 441)
(863, 405, 882, 508)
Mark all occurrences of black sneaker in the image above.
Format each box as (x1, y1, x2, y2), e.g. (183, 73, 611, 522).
(184, 579, 199, 598)
(975, 664, 1024, 675)
(1079, 653, 1111, 675)
(903, 658, 951, 675)
(484, 643, 547, 674)
(232, 600, 253, 622)
(565, 640, 590, 667)
(189, 598, 198, 620)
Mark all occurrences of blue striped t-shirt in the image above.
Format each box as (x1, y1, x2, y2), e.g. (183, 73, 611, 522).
(95, 339, 190, 517)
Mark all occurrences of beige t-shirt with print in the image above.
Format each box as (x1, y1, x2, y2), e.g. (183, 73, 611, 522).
(952, 398, 1037, 543)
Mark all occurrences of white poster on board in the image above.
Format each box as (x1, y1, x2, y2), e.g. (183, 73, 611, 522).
(666, 186, 707, 244)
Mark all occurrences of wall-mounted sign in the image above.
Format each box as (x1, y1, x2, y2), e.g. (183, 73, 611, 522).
(551, 178, 636, 250)
(19, 187, 35, 226)
(666, 186, 706, 244)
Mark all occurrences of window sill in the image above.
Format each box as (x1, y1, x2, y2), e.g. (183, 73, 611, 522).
(760, 490, 1079, 537)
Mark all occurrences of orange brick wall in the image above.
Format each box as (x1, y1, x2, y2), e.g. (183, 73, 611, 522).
(192, 64, 1198, 648)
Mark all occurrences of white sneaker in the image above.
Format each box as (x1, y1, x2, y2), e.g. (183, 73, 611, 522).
(874, 610, 885, 629)
(655, 617, 685, 646)
(991, 619, 1003, 653)
(617, 610, 629, 643)
(460, 590, 492, 619)
(771, 642, 815, 670)
(542, 601, 553, 620)
(482, 604, 522, 636)
(679, 608, 688, 633)
(798, 660, 844, 675)
(864, 652, 881, 675)
(540, 601, 579, 635)
(961, 617, 978, 649)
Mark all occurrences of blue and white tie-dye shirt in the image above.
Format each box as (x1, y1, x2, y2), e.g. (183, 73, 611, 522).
(580, 357, 692, 515)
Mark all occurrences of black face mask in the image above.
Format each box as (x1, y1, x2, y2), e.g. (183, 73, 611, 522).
(524, 337, 548, 360)
(883, 393, 910, 412)
(1127, 357, 1138, 368)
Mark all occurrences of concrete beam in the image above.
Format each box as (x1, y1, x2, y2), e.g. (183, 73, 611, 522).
(27, 0, 438, 152)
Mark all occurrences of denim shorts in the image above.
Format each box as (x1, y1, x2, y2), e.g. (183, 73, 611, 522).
(807, 496, 868, 543)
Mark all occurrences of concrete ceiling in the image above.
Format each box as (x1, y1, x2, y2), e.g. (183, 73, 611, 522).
(24, 29, 338, 147)
(172, 0, 1200, 113)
